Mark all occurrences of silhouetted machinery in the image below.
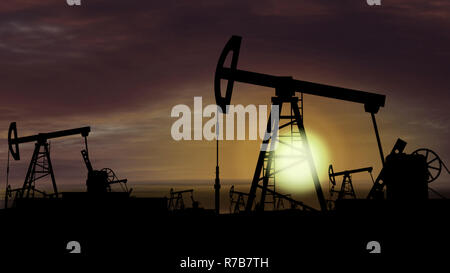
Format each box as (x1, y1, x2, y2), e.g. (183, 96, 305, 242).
(5, 122, 90, 206)
(328, 165, 373, 200)
(229, 185, 249, 213)
(81, 149, 130, 194)
(168, 188, 198, 210)
(4, 122, 131, 209)
(367, 139, 449, 201)
(229, 185, 316, 214)
(215, 36, 386, 212)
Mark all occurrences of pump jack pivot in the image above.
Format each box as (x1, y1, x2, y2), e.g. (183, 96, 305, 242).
(215, 36, 386, 212)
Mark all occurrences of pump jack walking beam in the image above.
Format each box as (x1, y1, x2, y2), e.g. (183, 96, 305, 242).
(215, 36, 385, 114)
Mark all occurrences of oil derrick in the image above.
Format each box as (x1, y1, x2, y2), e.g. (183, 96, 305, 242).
(168, 188, 198, 211)
(5, 143, 55, 204)
(23, 142, 53, 199)
(214, 35, 386, 212)
(328, 165, 373, 201)
(251, 92, 311, 211)
(5, 122, 90, 208)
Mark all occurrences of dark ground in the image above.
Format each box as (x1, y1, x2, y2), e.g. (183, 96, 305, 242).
(0, 197, 449, 271)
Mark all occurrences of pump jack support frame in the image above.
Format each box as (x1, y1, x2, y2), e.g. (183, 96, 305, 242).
(245, 93, 327, 212)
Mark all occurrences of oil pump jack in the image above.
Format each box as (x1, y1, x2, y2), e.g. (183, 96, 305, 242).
(81, 149, 130, 194)
(5, 122, 90, 206)
(214, 36, 386, 212)
(328, 165, 374, 201)
(5, 122, 131, 208)
(366, 138, 450, 201)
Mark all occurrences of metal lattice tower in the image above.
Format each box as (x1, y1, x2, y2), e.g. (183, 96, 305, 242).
(337, 174, 357, 200)
(21, 141, 58, 199)
(247, 90, 326, 212)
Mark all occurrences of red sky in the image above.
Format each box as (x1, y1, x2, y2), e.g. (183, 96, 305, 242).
(0, 0, 449, 204)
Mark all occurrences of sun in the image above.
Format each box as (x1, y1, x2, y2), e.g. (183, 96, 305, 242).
(273, 129, 329, 194)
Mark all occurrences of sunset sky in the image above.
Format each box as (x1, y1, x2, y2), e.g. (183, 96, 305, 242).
(0, 0, 449, 208)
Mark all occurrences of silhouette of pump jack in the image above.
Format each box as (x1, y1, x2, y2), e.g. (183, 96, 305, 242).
(5, 122, 90, 207)
(214, 36, 386, 212)
(81, 149, 129, 194)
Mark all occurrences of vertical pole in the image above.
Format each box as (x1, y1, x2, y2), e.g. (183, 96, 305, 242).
(84, 136, 89, 155)
(371, 113, 385, 167)
(214, 108, 221, 214)
(214, 138, 220, 214)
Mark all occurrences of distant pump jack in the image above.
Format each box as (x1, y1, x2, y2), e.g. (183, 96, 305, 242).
(170, 96, 279, 142)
